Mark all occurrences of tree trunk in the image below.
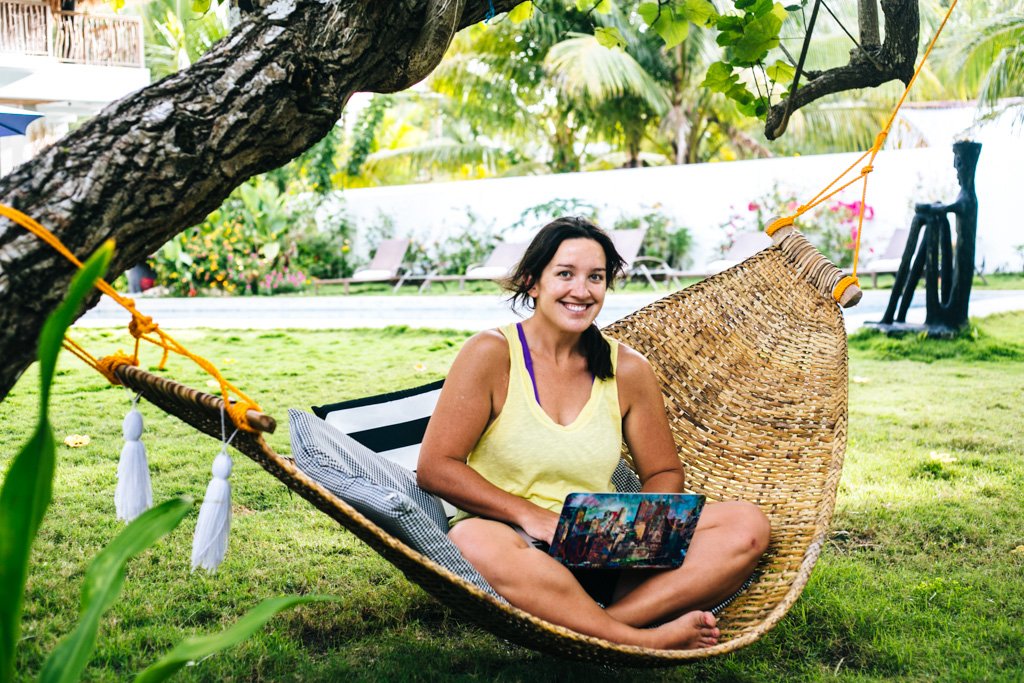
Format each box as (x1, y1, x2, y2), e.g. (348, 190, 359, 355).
(0, 0, 522, 401)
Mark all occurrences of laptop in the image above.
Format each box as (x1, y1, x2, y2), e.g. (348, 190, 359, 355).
(548, 492, 705, 570)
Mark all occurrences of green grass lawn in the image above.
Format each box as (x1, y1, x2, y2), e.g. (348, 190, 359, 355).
(2, 314, 1023, 681)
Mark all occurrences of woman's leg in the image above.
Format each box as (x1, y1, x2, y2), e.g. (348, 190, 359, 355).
(449, 518, 721, 649)
(605, 501, 771, 627)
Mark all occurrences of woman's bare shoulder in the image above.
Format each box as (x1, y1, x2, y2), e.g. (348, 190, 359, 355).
(450, 328, 509, 377)
(614, 341, 655, 383)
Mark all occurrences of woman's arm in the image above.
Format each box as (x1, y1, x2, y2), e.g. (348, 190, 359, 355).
(417, 330, 559, 541)
(616, 345, 685, 493)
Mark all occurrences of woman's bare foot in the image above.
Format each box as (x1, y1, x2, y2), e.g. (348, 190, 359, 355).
(648, 610, 720, 650)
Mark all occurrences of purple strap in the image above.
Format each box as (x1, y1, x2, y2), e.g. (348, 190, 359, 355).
(516, 323, 542, 404)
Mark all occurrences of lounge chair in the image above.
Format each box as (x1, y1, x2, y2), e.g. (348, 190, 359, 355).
(858, 228, 910, 288)
(418, 241, 529, 293)
(609, 228, 687, 289)
(312, 238, 412, 294)
(668, 231, 773, 280)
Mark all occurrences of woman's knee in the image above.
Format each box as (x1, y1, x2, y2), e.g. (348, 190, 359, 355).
(716, 501, 771, 556)
(738, 502, 771, 555)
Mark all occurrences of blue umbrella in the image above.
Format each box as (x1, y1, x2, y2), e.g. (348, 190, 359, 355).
(0, 105, 43, 137)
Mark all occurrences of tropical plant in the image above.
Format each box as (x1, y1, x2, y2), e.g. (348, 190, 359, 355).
(136, 0, 232, 81)
(937, 5, 1024, 125)
(151, 178, 319, 295)
(0, 243, 333, 682)
(612, 208, 693, 268)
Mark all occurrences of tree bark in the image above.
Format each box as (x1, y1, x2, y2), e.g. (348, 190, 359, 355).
(765, 0, 918, 139)
(0, 0, 522, 401)
(858, 0, 881, 49)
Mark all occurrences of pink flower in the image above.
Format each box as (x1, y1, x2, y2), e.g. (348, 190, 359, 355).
(748, 202, 760, 211)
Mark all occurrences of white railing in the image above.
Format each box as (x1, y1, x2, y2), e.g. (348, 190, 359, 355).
(0, 0, 144, 68)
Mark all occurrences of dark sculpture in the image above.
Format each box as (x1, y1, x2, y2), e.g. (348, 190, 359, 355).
(870, 141, 982, 337)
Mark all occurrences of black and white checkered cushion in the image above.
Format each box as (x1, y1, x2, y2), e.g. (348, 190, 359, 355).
(288, 409, 500, 599)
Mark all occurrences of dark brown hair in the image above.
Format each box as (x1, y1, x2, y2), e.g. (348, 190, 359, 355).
(504, 216, 625, 379)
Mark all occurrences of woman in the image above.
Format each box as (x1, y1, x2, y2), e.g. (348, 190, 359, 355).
(418, 217, 770, 650)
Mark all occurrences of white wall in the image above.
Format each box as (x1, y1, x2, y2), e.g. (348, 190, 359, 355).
(334, 112, 1024, 273)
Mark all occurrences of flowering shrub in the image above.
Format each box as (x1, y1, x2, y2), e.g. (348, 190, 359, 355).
(721, 186, 876, 268)
(153, 179, 315, 296)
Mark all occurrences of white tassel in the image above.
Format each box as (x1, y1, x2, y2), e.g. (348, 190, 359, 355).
(115, 405, 152, 522)
(191, 446, 233, 572)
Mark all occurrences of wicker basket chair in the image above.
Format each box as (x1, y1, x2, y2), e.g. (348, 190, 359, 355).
(114, 228, 856, 667)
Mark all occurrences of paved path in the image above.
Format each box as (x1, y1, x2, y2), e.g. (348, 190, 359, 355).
(76, 289, 1024, 334)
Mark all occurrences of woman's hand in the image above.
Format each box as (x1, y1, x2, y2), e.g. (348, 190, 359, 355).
(517, 505, 561, 546)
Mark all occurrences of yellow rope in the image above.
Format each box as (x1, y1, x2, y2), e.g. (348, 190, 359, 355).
(766, 0, 959, 302)
(1, 203, 263, 432)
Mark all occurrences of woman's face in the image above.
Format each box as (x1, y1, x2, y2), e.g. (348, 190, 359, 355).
(528, 237, 608, 334)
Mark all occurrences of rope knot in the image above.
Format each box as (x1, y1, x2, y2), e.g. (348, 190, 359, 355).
(860, 165, 874, 176)
(96, 352, 138, 385)
(129, 313, 157, 338)
(226, 400, 261, 433)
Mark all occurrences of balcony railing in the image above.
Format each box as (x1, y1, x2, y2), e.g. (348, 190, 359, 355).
(0, 0, 143, 68)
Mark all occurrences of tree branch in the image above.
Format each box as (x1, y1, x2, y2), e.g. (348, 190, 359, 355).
(765, 0, 918, 140)
(0, 0, 520, 399)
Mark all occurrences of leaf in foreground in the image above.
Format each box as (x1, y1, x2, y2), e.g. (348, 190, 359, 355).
(0, 242, 112, 683)
(39, 498, 192, 683)
(134, 595, 339, 683)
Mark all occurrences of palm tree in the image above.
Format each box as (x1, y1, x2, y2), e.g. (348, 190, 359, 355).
(935, 4, 1023, 125)
(134, 0, 231, 81)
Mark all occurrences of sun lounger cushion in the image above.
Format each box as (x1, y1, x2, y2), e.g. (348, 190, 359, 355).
(288, 409, 501, 599)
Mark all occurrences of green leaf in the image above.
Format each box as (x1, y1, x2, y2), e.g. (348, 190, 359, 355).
(594, 26, 627, 50)
(735, 0, 756, 9)
(637, 2, 660, 26)
(638, 4, 690, 49)
(700, 61, 739, 93)
(508, 1, 534, 22)
(661, 14, 691, 49)
(730, 9, 783, 64)
(191, 0, 211, 14)
(770, 1, 789, 22)
(259, 242, 281, 263)
(766, 59, 795, 83)
(0, 243, 112, 683)
(679, 0, 718, 27)
(135, 596, 339, 683)
(595, 0, 613, 12)
(39, 498, 192, 683)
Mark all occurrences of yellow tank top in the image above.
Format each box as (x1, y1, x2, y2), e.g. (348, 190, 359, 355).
(451, 324, 623, 525)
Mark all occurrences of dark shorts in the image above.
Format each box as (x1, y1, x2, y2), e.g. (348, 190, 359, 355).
(571, 568, 621, 607)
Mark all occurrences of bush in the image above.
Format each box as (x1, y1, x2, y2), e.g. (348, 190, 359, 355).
(152, 179, 315, 296)
(721, 185, 875, 268)
(612, 208, 692, 269)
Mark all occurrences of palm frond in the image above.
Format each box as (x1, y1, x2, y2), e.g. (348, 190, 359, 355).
(544, 35, 670, 114)
(362, 139, 512, 179)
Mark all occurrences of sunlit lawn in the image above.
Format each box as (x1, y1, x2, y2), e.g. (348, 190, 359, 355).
(1, 313, 1022, 681)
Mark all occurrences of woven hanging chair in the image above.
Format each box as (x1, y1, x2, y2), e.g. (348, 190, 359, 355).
(114, 229, 855, 666)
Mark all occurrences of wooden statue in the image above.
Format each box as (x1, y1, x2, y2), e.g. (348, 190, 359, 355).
(872, 141, 981, 336)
